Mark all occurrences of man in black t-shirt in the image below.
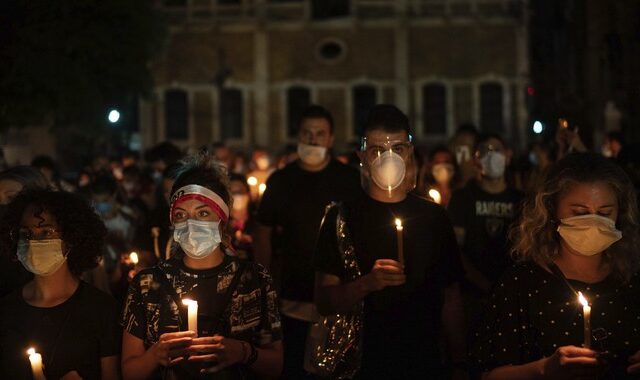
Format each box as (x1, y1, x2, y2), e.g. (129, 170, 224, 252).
(253, 105, 361, 378)
(448, 134, 523, 294)
(313, 105, 466, 379)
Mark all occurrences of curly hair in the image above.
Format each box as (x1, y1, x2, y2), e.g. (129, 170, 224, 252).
(510, 152, 640, 283)
(0, 189, 107, 277)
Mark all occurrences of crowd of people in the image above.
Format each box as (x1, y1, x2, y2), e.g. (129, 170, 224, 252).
(0, 103, 640, 379)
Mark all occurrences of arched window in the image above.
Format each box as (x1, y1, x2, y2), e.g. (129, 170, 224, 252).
(164, 89, 188, 140)
(480, 82, 504, 133)
(287, 86, 311, 138)
(219, 88, 243, 140)
(352, 85, 377, 136)
(422, 83, 447, 134)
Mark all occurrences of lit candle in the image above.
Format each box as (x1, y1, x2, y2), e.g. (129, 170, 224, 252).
(395, 218, 404, 265)
(428, 189, 442, 204)
(27, 348, 45, 380)
(129, 251, 139, 265)
(259, 183, 266, 197)
(182, 299, 198, 336)
(247, 176, 258, 187)
(578, 292, 591, 348)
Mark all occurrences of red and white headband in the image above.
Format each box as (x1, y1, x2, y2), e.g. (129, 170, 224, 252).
(170, 184, 230, 223)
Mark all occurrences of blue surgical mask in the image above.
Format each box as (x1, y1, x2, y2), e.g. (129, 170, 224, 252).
(94, 201, 113, 216)
(173, 219, 222, 259)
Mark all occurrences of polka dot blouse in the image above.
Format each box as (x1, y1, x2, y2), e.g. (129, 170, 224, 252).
(470, 262, 640, 378)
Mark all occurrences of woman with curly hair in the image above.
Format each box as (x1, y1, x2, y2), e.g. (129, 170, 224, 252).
(471, 152, 640, 379)
(0, 189, 120, 379)
(0, 166, 50, 298)
(121, 154, 283, 379)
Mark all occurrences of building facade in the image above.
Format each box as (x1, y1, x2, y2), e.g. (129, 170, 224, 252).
(140, 0, 530, 153)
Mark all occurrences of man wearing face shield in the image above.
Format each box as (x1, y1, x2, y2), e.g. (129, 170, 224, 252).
(253, 105, 361, 378)
(314, 105, 467, 379)
(447, 134, 523, 300)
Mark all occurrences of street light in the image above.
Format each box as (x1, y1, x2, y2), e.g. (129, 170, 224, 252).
(108, 109, 121, 124)
(532, 120, 544, 134)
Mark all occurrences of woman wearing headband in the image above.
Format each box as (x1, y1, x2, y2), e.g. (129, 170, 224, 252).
(121, 154, 283, 379)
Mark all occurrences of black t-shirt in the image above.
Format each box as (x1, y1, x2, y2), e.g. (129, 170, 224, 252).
(314, 194, 464, 378)
(257, 159, 362, 302)
(447, 181, 523, 283)
(471, 262, 640, 379)
(122, 254, 282, 379)
(0, 281, 120, 380)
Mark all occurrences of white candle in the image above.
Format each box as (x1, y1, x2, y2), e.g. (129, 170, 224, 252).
(578, 292, 591, 348)
(182, 299, 198, 336)
(428, 189, 442, 204)
(27, 348, 45, 380)
(395, 218, 404, 265)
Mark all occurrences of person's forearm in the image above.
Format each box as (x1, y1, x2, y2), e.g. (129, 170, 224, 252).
(316, 275, 371, 315)
(247, 346, 283, 379)
(442, 284, 466, 364)
(460, 254, 491, 292)
(483, 359, 544, 380)
(122, 350, 159, 380)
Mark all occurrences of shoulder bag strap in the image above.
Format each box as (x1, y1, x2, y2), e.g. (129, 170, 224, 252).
(210, 260, 246, 335)
(547, 261, 579, 296)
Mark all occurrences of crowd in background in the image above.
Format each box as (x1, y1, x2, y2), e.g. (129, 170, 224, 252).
(1, 103, 640, 379)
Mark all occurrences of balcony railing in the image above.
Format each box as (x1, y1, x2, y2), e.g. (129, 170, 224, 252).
(157, 0, 524, 25)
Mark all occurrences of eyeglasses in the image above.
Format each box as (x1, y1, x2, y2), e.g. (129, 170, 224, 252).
(361, 136, 414, 161)
(475, 144, 505, 158)
(11, 226, 59, 241)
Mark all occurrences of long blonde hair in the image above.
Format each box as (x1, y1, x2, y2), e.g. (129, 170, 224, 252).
(510, 153, 640, 282)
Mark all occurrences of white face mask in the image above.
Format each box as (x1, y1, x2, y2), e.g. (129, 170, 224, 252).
(557, 214, 622, 256)
(432, 163, 454, 185)
(17, 239, 67, 276)
(297, 143, 327, 166)
(255, 157, 270, 171)
(173, 219, 222, 259)
(232, 194, 250, 211)
(370, 150, 406, 191)
(480, 151, 506, 179)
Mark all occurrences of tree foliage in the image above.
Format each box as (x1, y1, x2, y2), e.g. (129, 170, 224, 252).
(0, 0, 166, 130)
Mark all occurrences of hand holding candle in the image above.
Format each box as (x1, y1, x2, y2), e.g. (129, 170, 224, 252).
(182, 299, 199, 337)
(27, 348, 46, 380)
(578, 292, 591, 348)
(395, 218, 404, 265)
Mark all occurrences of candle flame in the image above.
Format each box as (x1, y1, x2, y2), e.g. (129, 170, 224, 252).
(395, 218, 402, 228)
(129, 251, 139, 264)
(578, 291, 589, 307)
(182, 299, 197, 306)
(27, 348, 35, 355)
(428, 189, 442, 204)
(259, 183, 266, 194)
(247, 176, 258, 186)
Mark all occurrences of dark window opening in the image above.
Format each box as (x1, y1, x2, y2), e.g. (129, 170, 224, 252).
(219, 89, 243, 140)
(422, 84, 447, 134)
(352, 85, 377, 137)
(165, 90, 188, 140)
(287, 87, 311, 138)
(480, 83, 504, 133)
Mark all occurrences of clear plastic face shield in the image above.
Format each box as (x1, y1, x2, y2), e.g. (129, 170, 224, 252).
(359, 133, 417, 198)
